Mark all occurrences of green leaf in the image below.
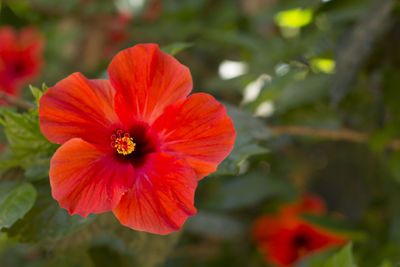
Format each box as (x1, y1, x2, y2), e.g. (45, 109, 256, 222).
(94, 214, 183, 267)
(321, 243, 357, 267)
(215, 135, 268, 176)
(207, 171, 294, 211)
(120, 229, 182, 267)
(89, 233, 134, 267)
(0, 182, 36, 229)
(226, 103, 270, 140)
(185, 211, 244, 240)
(161, 42, 193, 56)
(379, 260, 393, 267)
(302, 214, 367, 242)
(24, 162, 50, 181)
(0, 108, 58, 168)
(5, 181, 94, 242)
(29, 84, 47, 107)
(275, 74, 330, 113)
(7, 0, 32, 18)
(213, 104, 269, 176)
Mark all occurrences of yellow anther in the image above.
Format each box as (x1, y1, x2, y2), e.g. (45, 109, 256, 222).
(113, 135, 136, 155)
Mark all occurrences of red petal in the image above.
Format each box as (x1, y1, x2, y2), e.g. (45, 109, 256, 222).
(268, 222, 347, 266)
(0, 27, 17, 57)
(152, 93, 236, 179)
(281, 194, 326, 217)
(113, 152, 197, 235)
(298, 194, 326, 214)
(108, 43, 192, 124)
(253, 216, 347, 267)
(50, 138, 135, 217)
(0, 27, 19, 94)
(0, 26, 43, 86)
(16, 27, 44, 82)
(39, 73, 120, 145)
(300, 222, 347, 250)
(19, 27, 44, 52)
(252, 215, 281, 242)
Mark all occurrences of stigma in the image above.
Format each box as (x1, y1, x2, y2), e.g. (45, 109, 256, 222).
(111, 130, 136, 155)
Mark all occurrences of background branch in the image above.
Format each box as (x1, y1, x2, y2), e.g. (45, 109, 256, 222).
(270, 125, 400, 150)
(330, 0, 395, 104)
(0, 92, 34, 110)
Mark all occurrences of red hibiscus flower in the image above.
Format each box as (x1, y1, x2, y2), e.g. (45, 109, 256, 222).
(252, 216, 348, 267)
(252, 194, 348, 266)
(0, 26, 44, 99)
(103, 13, 133, 58)
(39, 44, 236, 235)
(143, 0, 162, 23)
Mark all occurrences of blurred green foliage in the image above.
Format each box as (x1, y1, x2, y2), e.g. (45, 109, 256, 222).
(0, 0, 400, 266)
(319, 243, 356, 267)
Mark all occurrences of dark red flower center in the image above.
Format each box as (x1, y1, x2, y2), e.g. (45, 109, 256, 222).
(292, 233, 311, 255)
(111, 123, 159, 168)
(11, 60, 26, 77)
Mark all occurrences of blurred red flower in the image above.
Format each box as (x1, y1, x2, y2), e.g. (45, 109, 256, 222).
(280, 194, 326, 217)
(252, 195, 348, 266)
(0, 26, 44, 101)
(103, 13, 133, 58)
(39, 43, 236, 235)
(103, 1, 162, 57)
(143, 0, 162, 22)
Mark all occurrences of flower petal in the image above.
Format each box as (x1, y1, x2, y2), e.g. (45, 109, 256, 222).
(0, 27, 43, 93)
(113, 152, 197, 235)
(50, 138, 135, 217)
(252, 216, 347, 267)
(281, 194, 326, 217)
(252, 215, 281, 242)
(0, 27, 17, 57)
(16, 27, 44, 82)
(39, 72, 120, 145)
(152, 93, 236, 179)
(268, 222, 347, 266)
(108, 43, 192, 123)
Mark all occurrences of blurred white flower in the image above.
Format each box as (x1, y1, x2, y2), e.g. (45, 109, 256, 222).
(241, 74, 271, 104)
(218, 60, 248, 80)
(116, 0, 146, 15)
(255, 100, 275, 117)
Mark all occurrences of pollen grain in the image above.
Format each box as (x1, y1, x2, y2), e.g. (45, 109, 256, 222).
(111, 130, 136, 155)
